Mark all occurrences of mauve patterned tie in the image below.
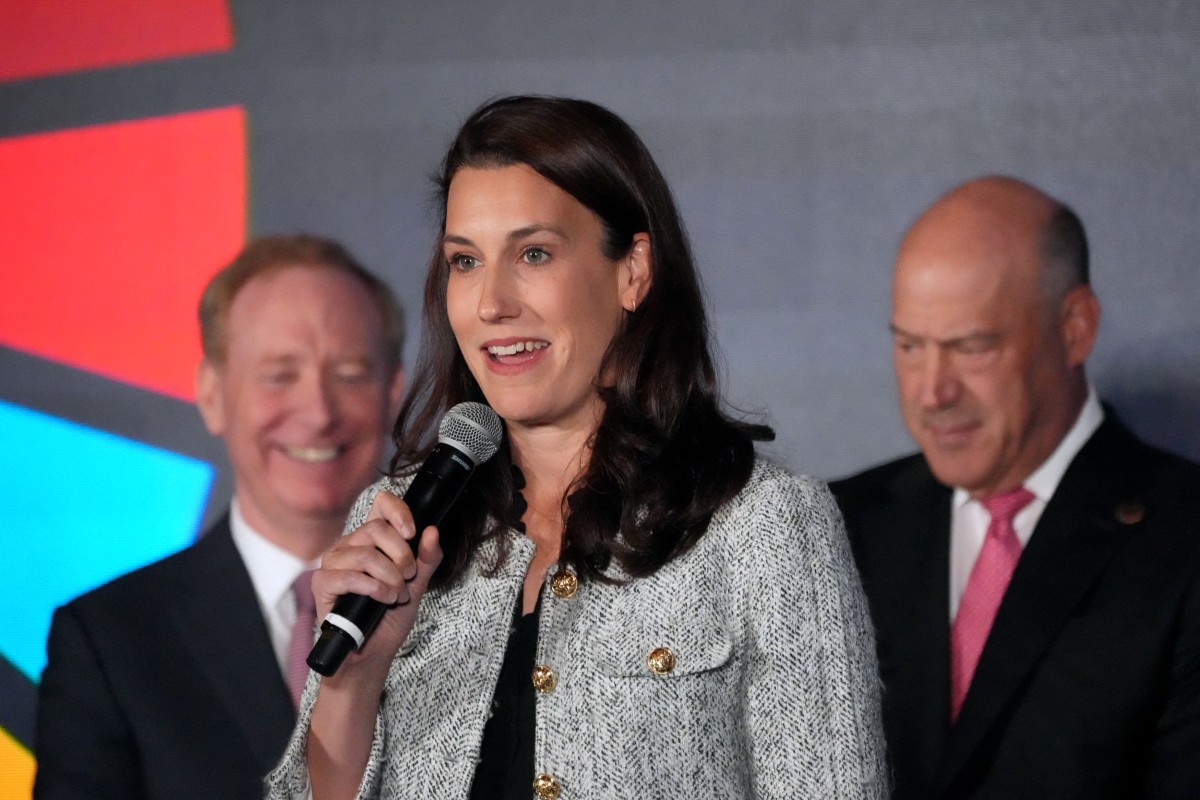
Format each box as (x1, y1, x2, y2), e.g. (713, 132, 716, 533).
(949, 487, 1035, 722)
(286, 569, 316, 709)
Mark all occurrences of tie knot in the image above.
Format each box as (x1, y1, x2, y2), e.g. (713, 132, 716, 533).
(292, 569, 316, 614)
(980, 487, 1035, 524)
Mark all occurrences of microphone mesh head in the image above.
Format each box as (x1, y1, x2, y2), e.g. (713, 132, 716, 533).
(438, 402, 503, 465)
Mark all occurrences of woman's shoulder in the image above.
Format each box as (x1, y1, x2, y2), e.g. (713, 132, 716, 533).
(729, 456, 834, 508)
(343, 472, 413, 533)
(710, 457, 843, 546)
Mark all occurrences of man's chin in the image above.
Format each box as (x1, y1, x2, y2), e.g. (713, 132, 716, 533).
(279, 492, 358, 524)
(923, 456, 989, 492)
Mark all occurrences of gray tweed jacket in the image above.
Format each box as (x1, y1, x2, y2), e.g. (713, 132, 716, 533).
(265, 459, 887, 799)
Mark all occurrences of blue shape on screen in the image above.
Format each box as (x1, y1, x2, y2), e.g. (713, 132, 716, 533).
(0, 400, 213, 683)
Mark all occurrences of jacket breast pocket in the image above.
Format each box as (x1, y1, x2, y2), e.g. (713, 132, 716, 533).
(585, 606, 745, 790)
(592, 624, 733, 680)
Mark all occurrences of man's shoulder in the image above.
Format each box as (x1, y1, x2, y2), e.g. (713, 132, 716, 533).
(63, 519, 234, 616)
(828, 452, 932, 506)
(1111, 423, 1200, 475)
(1078, 415, 1200, 506)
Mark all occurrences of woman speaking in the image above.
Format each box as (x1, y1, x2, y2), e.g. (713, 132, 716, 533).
(266, 95, 885, 799)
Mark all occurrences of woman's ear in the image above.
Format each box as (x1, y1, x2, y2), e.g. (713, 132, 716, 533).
(619, 232, 652, 312)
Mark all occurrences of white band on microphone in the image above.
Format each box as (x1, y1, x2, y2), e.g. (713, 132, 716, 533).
(323, 612, 366, 648)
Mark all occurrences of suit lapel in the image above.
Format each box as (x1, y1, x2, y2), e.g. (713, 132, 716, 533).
(938, 420, 1143, 792)
(170, 520, 296, 771)
(875, 463, 955, 790)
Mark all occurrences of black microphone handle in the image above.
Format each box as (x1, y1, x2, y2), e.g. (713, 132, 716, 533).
(306, 443, 474, 677)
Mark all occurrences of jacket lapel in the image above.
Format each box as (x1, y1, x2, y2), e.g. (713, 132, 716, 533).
(875, 463, 955, 791)
(938, 419, 1143, 792)
(170, 520, 296, 771)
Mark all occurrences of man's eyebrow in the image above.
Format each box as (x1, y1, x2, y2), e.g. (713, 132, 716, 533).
(889, 323, 923, 340)
(889, 325, 1001, 348)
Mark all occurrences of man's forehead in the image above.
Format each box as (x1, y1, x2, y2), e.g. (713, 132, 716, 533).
(890, 270, 1020, 340)
(228, 268, 378, 326)
(893, 229, 1045, 310)
(222, 285, 385, 365)
(246, 349, 377, 364)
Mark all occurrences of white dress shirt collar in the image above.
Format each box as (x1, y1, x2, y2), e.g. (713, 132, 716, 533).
(228, 498, 321, 672)
(949, 385, 1104, 618)
(951, 385, 1104, 512)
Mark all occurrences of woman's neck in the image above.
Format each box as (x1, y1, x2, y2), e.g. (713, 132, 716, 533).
(508, 421, 592, 563)
(508, 424, 591, 512)
(508, 423, 594, 613)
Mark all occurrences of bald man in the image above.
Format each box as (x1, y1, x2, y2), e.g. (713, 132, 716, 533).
(832, 177, 1200, 799)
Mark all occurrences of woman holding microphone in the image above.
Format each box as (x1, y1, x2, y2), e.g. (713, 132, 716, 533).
(267, 95, 885, 799)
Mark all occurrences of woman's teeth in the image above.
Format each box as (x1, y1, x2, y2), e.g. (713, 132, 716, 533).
(487, 341, 547, 356)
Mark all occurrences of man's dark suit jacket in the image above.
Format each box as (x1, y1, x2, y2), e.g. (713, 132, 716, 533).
(832, 417, 1200, 800)
(34, 517, 296, 800)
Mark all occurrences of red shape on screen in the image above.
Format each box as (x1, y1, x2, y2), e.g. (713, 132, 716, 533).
(0, 107, 246, 401)
(0, 0, 232, 82)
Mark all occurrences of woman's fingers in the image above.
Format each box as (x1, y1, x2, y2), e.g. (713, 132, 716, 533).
(311, 491, 442, 619)
(363, 491, 420, 561)
(411, 525, 443, 593)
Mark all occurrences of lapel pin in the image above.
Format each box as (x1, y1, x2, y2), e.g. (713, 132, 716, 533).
(1114, 501, 1145, 526)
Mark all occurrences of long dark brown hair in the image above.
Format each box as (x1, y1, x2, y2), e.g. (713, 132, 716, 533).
(391, 95, 772, 586)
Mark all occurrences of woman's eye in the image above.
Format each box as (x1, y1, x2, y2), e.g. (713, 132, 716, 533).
(448, 254, 479, 272)
(521, 247, 549, 264)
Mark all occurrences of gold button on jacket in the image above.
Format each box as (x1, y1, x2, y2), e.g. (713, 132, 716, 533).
(531, 664, 557, 693)
(646, 646, 677, 675)
(550, 569, 578, 599)
(532, 772, 561, 799)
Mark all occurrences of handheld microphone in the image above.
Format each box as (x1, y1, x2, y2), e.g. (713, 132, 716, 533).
(306, 401, 503, 677)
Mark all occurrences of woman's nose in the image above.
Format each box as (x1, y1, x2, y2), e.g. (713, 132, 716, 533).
(476, 264, 519, 322)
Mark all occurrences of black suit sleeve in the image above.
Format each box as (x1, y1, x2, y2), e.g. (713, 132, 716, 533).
(35, 604, 144, 800)
(1142, 569, 1200, 799)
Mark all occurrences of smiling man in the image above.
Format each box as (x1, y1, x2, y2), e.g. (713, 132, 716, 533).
(832, 176, 1200, 799)
(35, 235, 405, 800)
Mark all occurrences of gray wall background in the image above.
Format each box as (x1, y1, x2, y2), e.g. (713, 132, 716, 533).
(3, 0, 1198, 532)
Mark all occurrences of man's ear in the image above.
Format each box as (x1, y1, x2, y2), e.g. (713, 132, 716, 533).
(387, 367, 406, 419)
(619, 232, 652, 312)
(195, 360, 226, 436)
(1060, 284, 1100, 367)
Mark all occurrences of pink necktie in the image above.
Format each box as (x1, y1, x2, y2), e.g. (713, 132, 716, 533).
(286, 570, 316, 709)
(949, 487, 1035, 722)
